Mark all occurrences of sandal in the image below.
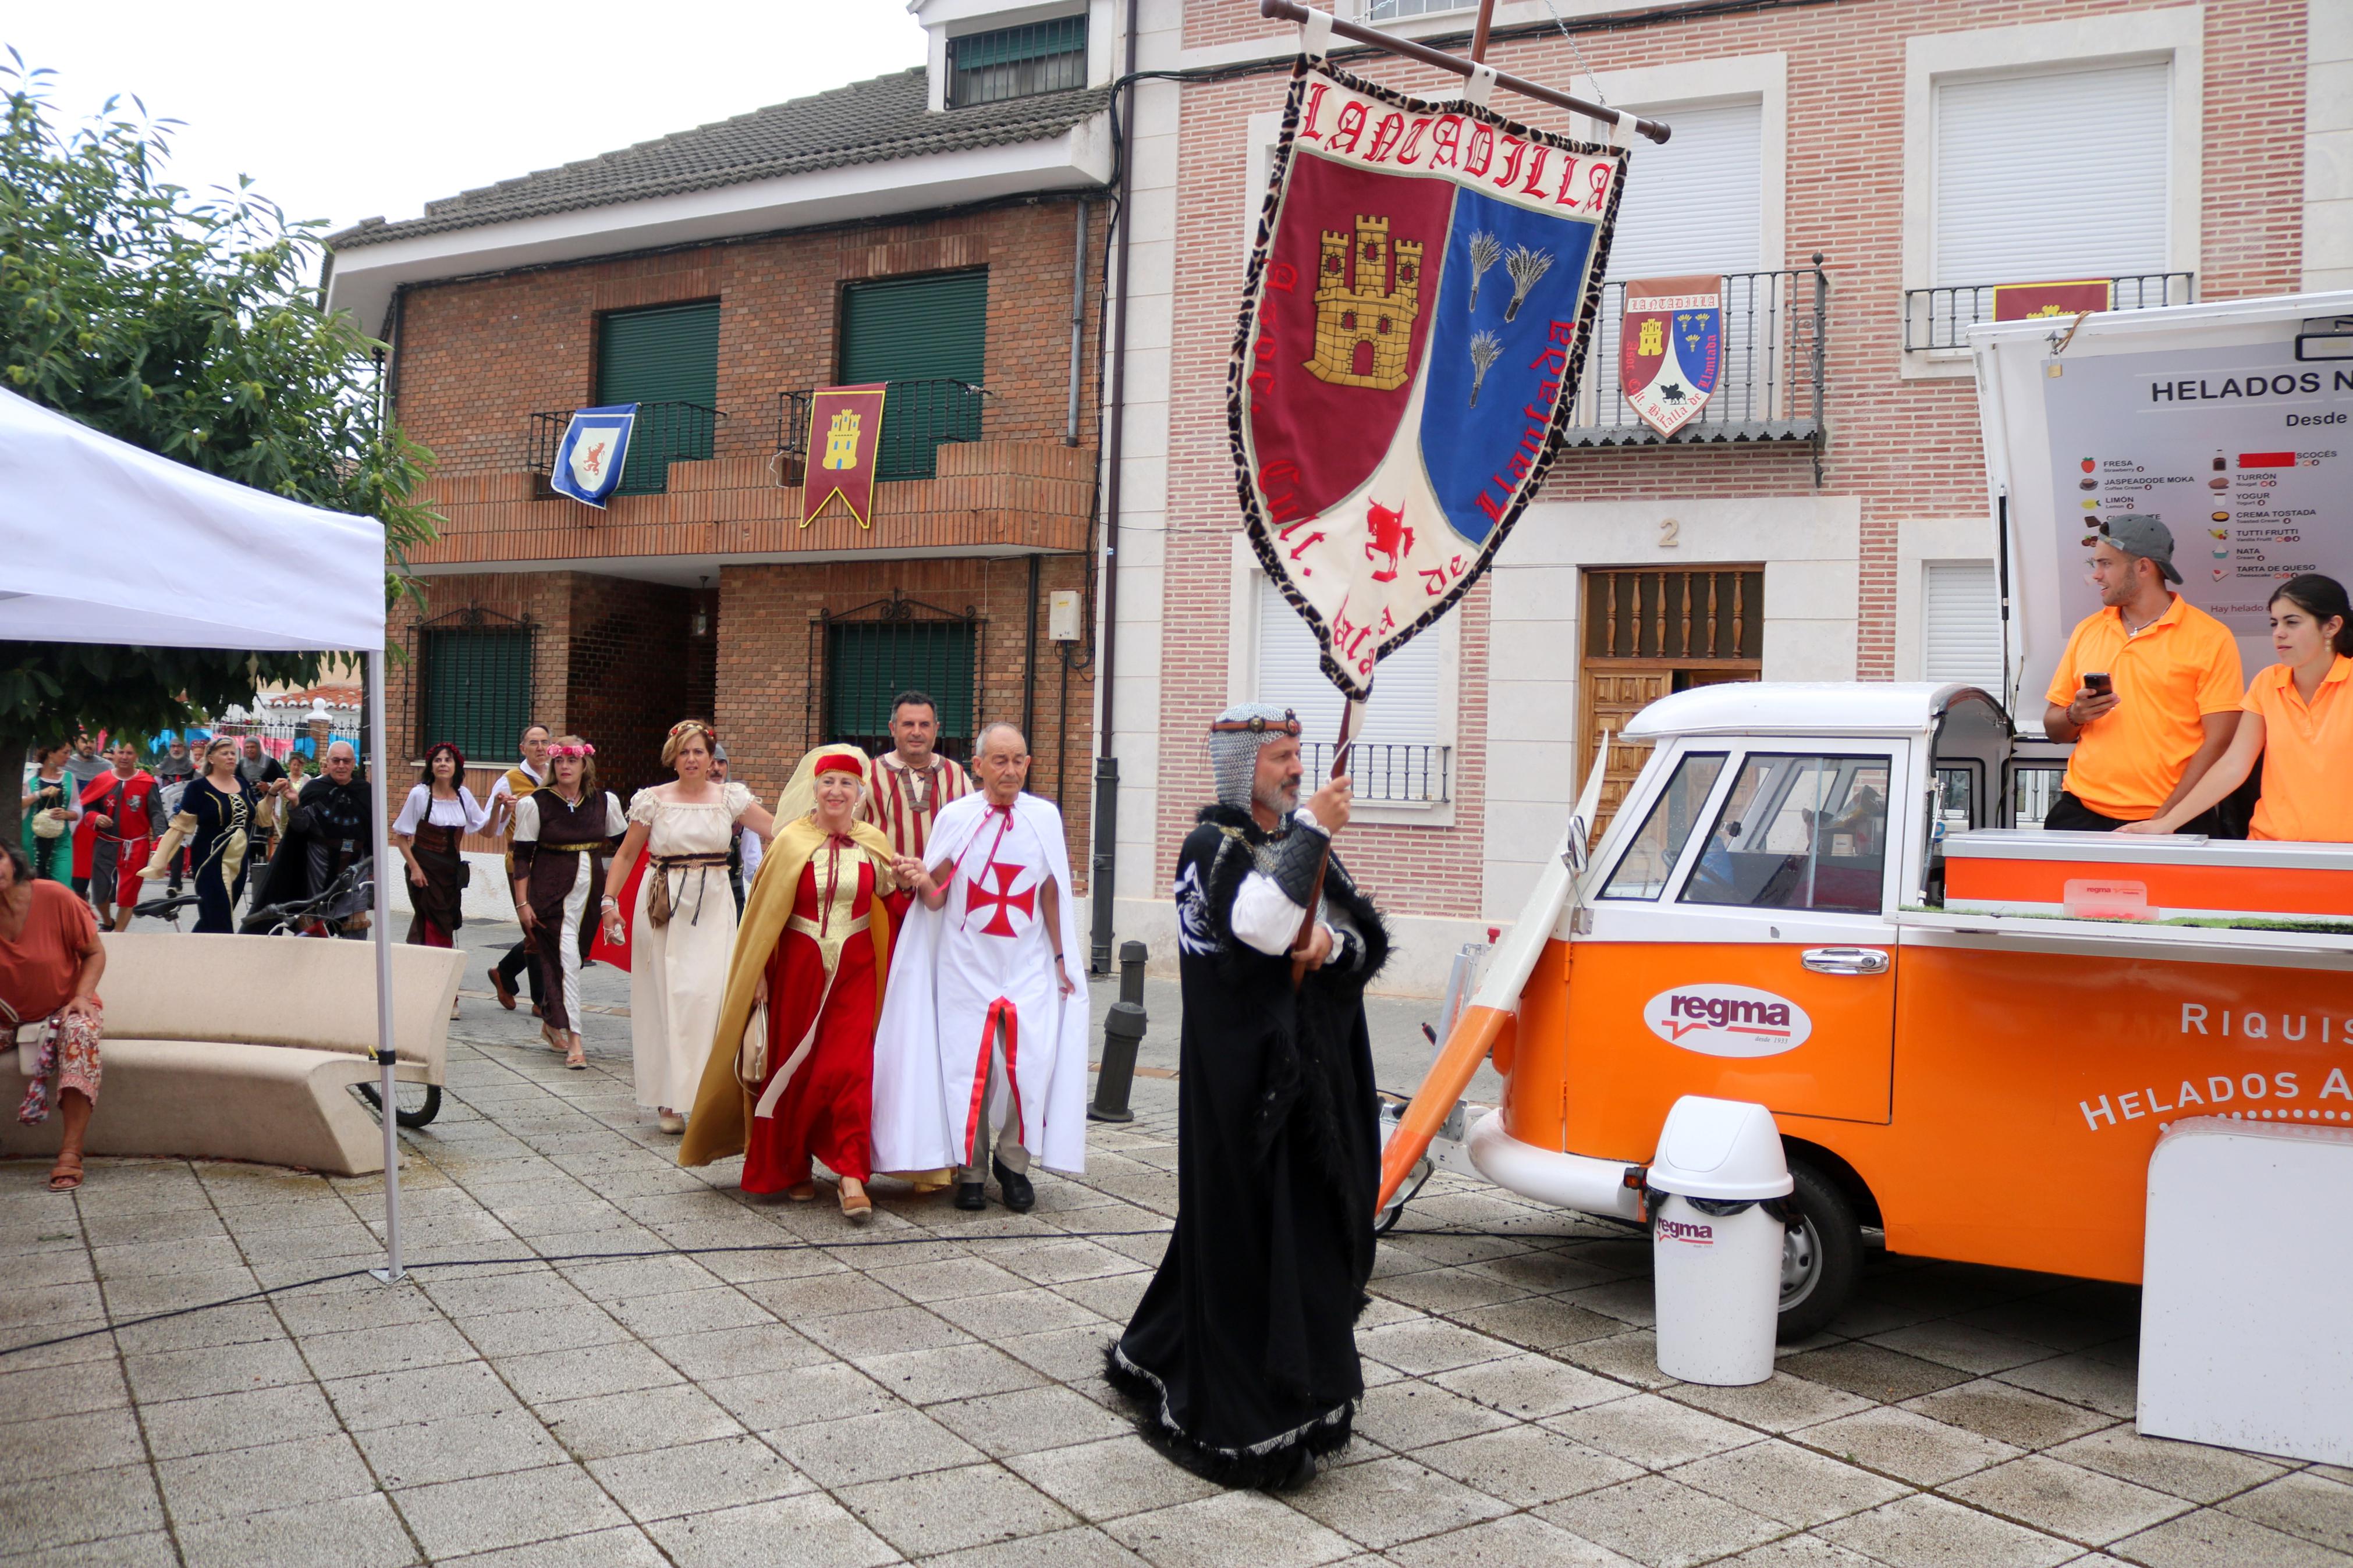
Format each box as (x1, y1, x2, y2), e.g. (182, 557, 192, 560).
(542, 1025, 567, 1053)
(839, 1178, 872, 1226)
(564, 1036, 586, 1071)
(785, 1181, 817, 1201)
(656, 1110, 684, 1134)
(47, 1153, 84, 1193)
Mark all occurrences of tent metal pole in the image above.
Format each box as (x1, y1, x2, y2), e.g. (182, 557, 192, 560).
(366, 648, 406, 1285)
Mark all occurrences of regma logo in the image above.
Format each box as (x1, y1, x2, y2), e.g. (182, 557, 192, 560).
(1642, 984, 1813, 1057)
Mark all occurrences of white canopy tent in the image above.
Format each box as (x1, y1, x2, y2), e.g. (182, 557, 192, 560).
(0, 387, 413, 1279)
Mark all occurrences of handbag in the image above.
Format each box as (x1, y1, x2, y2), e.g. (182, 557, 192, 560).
(737, 999, 769, 1094)
(455, 861, 472, 890)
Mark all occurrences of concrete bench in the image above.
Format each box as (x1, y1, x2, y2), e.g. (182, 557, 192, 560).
(0, 933, 464, 1176)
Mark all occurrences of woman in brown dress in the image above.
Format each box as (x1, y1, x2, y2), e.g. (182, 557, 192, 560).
(392, 742, 488, 1018)
(511, 737, 624, 1069)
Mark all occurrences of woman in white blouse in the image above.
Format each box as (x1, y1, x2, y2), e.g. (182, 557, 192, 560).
(392, 742, 489, 1018)
(602, 721, 775, 1133)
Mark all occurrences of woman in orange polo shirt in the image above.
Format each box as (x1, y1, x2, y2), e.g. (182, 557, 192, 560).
(2124, 574, 2353, 841)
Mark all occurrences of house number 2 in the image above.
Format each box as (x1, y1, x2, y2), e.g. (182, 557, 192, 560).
(1659, 517, 1681, 548)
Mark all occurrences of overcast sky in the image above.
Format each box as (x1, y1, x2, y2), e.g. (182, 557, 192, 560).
(7, 1, 927, 247)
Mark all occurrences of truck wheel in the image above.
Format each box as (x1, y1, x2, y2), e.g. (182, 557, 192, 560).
(1777, 1161, 1858, 1342)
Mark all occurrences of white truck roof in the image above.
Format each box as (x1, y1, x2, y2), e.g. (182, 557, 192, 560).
(1620, 681, 2000, 742)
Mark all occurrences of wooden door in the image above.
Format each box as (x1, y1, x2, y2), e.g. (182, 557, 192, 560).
(1579, 567, 1766, 837)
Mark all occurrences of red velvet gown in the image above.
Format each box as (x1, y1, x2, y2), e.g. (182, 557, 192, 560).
(741, 841, 881, 1194)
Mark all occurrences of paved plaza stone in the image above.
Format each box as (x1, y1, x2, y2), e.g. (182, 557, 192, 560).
(3, 923, 2348, 1566)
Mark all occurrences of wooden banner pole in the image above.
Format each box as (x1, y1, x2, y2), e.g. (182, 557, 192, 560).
(1288, 696, 1362, 990)
(1468, 0, 1495, 63)
(1257, 0, 1671, 143)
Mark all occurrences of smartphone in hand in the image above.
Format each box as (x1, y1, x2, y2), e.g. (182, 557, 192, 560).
(2084, 672, 2113, 697)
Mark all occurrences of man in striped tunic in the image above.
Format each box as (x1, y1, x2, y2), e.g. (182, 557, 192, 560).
(863, 691, 971, 862)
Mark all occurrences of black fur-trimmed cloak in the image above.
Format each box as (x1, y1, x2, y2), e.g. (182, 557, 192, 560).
(1107, 804, 1389, 1489)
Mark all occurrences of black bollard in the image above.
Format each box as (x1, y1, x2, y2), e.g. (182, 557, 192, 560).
(1089, 940, 1149, 1122)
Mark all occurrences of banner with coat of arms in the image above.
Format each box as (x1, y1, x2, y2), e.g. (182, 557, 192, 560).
(549, 404, 638, 509)
(1619, 275, 1723, 439)
(803, 383, 889, 529)
(1230, 57, 1627, 698)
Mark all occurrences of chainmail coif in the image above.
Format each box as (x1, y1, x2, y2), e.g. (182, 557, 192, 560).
(1209, 702, 1301, 811)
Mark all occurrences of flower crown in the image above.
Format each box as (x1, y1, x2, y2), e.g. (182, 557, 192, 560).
(548, 742, 595, 759)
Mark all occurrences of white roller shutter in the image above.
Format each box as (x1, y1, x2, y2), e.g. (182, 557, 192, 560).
(1605, 99, 1763, 278)
(1933, 62, 2170, 284)
(1257, 576, 1443, 788)
(1923, 560, 2004, 694)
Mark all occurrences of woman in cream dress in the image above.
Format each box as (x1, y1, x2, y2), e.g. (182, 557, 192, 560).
(602, 722, 776, 1132)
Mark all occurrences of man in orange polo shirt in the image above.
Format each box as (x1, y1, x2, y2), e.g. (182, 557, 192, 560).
(2042, 518, 2242, 833)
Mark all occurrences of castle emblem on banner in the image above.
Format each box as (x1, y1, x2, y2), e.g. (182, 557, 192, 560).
(1619, 275, 1724, 439)
(1229, 58, 1626, 697)
(1307, 216, 1423, 390)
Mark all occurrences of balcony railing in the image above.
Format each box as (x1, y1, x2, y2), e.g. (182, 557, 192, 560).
(528, 401, 723, 498)
(1903, 272, 2195, 353)
(777, 379, 987, 486)
(1560, 260, 1826, 448)
(1302, 741, 1452, 805)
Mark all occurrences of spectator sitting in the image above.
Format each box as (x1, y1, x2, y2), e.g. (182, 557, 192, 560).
(0, 842, 106, 1192)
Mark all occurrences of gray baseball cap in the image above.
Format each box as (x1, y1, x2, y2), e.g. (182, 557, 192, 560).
(2098, 517, 2181, 584)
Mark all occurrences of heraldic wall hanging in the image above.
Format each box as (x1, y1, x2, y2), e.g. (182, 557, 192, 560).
(1230, 49, 1628, 701)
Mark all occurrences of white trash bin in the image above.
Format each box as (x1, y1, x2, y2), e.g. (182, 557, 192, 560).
(1648, 1096, 1791, 1386)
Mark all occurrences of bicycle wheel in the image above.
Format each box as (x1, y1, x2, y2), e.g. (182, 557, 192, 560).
(355, 1082, 443, 1129)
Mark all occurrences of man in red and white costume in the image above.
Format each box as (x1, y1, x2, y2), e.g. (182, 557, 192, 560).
(863, 691, 971, 863)
(874, 722, 1088, 1211)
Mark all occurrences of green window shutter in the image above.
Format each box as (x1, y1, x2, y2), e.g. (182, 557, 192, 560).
(840, 272, 987, 384)
(839, 272, 988, 479)
(597, 301, 720, 493)
(421, 629, 531, 763)
(825, 623, 976, 758)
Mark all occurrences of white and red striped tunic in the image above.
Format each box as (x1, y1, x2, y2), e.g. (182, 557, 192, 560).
(863, 752, 973, 859)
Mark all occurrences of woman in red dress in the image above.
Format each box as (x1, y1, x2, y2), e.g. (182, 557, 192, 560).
(681, 745, 897, 1223)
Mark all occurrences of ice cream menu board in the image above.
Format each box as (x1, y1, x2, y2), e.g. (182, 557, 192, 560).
(2043, 339, 2352, 673)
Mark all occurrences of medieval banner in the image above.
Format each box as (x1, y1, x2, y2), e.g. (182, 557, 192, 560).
(1620, 275, 1723, 439)
(549, 404, 638, 509)
(1231, 58, 1626, 698)
(1992, 278, 2111, 322)
(803, 383, 889, 529)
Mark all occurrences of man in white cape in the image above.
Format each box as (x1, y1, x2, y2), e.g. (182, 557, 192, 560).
(874, 722, 1089, 1211)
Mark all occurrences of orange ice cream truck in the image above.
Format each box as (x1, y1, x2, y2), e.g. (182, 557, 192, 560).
(1380, 293, 2353, 1338)
(1380, 682, 2353, 1338)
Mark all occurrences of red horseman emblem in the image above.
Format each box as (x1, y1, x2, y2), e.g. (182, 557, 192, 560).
(1364, 498, 1414, 584)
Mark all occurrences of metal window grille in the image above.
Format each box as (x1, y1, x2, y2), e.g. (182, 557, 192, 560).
(948, 18, 1087, 106)
(1302, 741, 1451, 804)
(809, 595, 984, 762)
(1585, 570, 1765, 662)
(1561, 264, 1828, 450)
(1363, 0, 1475, 18)
(414, 609, 534, 762)
(1903, 272, 2194, 353)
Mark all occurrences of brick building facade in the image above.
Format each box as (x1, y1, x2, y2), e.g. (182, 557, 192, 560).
(1101, 0, 2347, 991)
(330, 13, 1119, 862)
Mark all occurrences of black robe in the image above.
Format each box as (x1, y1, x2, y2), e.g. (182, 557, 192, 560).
(1108, 803, 1389, 1488)
(254, 776, 372, 920)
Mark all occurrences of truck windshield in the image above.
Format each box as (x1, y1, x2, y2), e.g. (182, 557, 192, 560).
(1681, 753, 1892, 914)
(1600, 752, 1727, 899)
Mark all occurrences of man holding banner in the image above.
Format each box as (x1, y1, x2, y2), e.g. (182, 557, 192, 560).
(1106, 20, 1623, 1485)
(1108, 703, 1386, 1488)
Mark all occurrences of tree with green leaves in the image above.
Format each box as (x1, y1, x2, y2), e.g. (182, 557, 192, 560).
(0, 52, 436, 849)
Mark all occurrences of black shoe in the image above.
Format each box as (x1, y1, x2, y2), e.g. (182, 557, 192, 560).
(993, 1160, 1035, 1213)
(953, 1181, 988, 1211)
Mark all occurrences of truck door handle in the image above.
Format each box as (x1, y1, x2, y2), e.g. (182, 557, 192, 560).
(1802, 947, 1889, 976)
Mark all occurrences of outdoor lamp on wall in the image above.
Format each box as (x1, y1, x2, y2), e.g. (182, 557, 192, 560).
(691, 575, 711, 639)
